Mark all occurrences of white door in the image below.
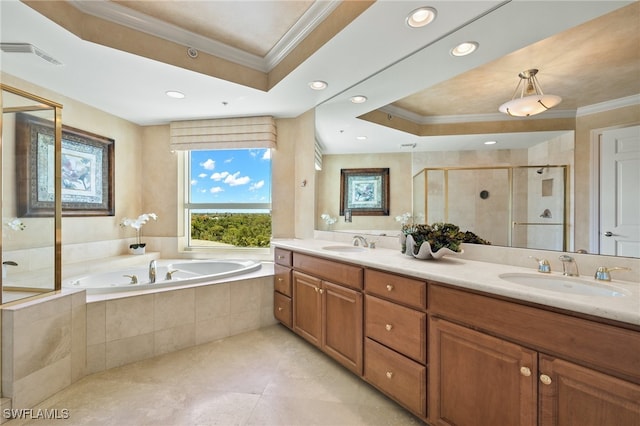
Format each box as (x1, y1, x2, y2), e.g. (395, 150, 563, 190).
(600, 126, 640, 257)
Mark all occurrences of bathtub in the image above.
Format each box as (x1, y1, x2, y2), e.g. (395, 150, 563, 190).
(64, 259, 262, 294)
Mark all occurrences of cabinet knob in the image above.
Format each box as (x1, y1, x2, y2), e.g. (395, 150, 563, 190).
(277, 255, 285, 259)
(386, 371, 393, 379)
(540, 374, 552, 385)
(277, 307, 283, 312)
(385, 324, 393, 331)
(386, 284, 394, 291)
(520, 366, 531, 377)
(319, 288, 324, 294)
(277, 277, 283, 282)
(314, 287, 319, 293)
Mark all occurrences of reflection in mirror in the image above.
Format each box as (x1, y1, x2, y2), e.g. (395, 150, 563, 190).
(1, 86, 61, 304)
(413, 165, 567, 251)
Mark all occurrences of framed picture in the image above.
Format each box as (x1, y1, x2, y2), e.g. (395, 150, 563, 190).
(15, 113, 115, 217)
(340, 168, 389, 216)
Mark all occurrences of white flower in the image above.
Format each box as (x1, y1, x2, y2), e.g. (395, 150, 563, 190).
(4, 217, 26, 231)
(119, 213, 158, 245)
(320, 213, 337, 225)
(394, 212, 412, 225)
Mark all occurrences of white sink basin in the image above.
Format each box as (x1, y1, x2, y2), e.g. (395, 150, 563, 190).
(322, 245, 367, 253)
(499, 273, 630, 297)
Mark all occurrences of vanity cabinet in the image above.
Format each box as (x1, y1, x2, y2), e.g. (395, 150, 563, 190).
(273, 248, 293, 328)
(428, 283, 640, 426)
(363, 269, 427, 418)
(291, 254, 364, 375)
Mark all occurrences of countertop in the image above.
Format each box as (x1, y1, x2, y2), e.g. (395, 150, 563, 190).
(272, 239, 640, 327)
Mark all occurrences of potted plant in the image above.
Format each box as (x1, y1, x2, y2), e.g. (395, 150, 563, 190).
(120, 213, 157, 254)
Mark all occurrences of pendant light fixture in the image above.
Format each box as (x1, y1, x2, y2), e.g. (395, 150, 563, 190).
(499, 69, 562, 117)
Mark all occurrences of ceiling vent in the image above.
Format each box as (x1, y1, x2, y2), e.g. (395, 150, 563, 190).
(0, 43, 62, 65)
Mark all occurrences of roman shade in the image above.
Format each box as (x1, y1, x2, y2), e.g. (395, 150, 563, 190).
(170, 116, 276, 150)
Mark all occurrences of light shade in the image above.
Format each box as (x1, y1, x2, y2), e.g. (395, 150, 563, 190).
(499, 69, 561, 117)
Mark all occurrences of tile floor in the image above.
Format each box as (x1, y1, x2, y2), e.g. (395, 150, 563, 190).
(5, 324, 423, 426)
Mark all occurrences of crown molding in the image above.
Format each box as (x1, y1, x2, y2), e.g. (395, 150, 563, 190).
(576, 94, 640, 117)
(69, 0, 338, 73)
(379, 104, 576, 125)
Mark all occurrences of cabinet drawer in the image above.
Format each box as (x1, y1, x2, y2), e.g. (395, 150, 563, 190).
(274, 264, 292, 296)
(274, 248, 292, 267)
(293, 252, 363, 290)
(365, 269, 426, 310)
(366, 295, 427, 364)
(365, 338, 426, 417)
(274, 292, 292, 328)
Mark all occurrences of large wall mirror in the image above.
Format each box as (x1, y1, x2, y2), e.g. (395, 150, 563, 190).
(1, 84, 62, 304)
(314, 2, 639, 260)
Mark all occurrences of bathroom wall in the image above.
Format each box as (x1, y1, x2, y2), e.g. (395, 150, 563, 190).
(1, 73, 144, 266)
(316, 153, 413, 232)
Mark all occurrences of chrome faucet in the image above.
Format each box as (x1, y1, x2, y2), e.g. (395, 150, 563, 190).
(352, 235, 369, 247)
(559, 255, 579, 277)
(149, 260, 157, 283)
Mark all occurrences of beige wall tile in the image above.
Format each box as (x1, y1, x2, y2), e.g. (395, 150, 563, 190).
(195, 283, 230, 321)
(154, 323, 195, 356)
(105, 295, 154, 341)
(230, 281, 262, 314)
(196, 316, 230, 345)
(86, 343, 106, 375)
(11, 356, 71, 409)
(86, 301, 106, 346)
(106, 333, 154, 369)
(154, 288, 195, 330)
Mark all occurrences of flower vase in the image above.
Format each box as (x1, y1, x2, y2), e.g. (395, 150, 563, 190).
(399, 232, 407, 254)
(130, 246, 146, 255)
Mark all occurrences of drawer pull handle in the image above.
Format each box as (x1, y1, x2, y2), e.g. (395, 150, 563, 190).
(540, 374, 552, 385)
(386, 284, 394, 291)
(520, 367, 531, 377)
(277, 255, 285, 259)
(277, 307, 283, 312)
(385, 324, 393, 331)
(386, 371, 393, 379)
(278, 277, 283, 282)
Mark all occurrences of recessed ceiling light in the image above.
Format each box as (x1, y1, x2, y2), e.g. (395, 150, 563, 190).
(308, 80, 328, 90)
(356, 136, 368, 140)
(484, 140, 497, 145)
(406, 7, 437, 28)
(350, 95, 367, 104)
(165, 90, 185, 99)
(451, 41, 478, 57)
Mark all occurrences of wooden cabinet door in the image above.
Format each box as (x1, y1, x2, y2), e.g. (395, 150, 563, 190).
(293, 271, 322, 346)
(539, 355, 640, 426)
(322, 280, 363, 375)
(429, 317, 537, 426)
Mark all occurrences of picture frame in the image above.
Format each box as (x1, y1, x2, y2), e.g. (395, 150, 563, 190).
(340, 168, 389, 216)
(15, 112, 115, 217)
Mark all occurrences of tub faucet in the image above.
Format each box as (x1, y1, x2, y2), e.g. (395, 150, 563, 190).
(559, 255, 579, 277)
(352, 235, 369, 247)
(149, 260, 157, 283)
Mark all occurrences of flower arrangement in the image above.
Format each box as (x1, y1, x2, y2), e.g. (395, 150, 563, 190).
(320, 213, 337, 229)
(4, 217, 26, 231)
(120, 213, 157, 249)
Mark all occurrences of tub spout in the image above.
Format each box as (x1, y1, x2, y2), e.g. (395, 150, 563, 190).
(149, 260, 157, 283)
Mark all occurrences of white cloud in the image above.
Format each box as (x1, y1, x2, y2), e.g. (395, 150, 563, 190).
(224, 157, 233, 163)
(262, 150, 271, 160)
(190, 179, 198, 185)
(198, 173, 207, 178)
(200, 159, 215, 170)
(210, 187, 224, 194)
(249, 180, 265, 191)
(224, 171, 251, 186)
(210, 171, 229, 181)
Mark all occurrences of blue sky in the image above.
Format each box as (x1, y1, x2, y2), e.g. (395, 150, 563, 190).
(190, 149, 271, 204)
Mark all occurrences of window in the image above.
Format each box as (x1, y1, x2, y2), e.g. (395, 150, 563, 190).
(187, 149, 271, 248)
